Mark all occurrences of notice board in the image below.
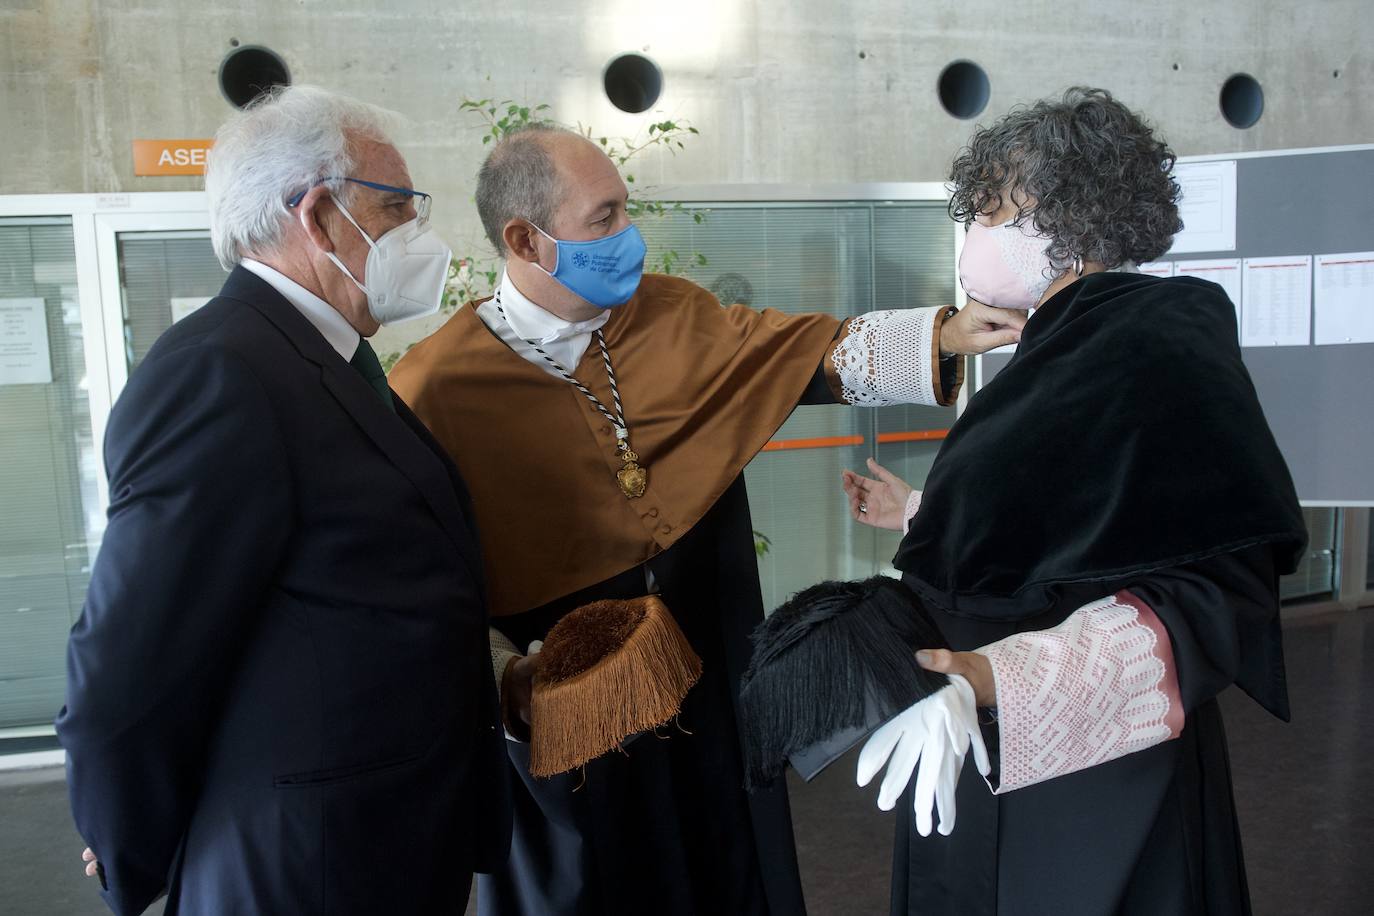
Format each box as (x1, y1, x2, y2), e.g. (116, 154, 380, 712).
(977, 145, 1374, 504)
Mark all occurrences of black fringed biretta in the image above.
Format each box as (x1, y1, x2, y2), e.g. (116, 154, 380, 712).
(738, 576, 950, 788)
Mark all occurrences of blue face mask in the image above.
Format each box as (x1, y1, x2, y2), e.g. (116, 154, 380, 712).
(533, 222, 647, 309)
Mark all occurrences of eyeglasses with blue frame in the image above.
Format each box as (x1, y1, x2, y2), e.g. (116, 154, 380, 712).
(286, 177, 431, 229)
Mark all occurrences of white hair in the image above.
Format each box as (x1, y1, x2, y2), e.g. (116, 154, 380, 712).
(205, 84, 402, 270)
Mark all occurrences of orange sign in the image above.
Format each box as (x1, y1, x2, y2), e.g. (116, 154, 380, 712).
(133, 139, 214, 176)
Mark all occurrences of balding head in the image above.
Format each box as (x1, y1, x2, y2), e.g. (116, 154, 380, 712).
(476, 124, 605, 254)
(479, 123, 633, 321)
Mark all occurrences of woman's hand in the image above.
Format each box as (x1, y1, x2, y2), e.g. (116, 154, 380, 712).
(841, 458, 912, 531)
(82, 847, 98, 877)
(917, 649, 997, 707)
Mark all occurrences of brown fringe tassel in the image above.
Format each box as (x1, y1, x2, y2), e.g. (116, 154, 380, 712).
(529, 596, 703, 778)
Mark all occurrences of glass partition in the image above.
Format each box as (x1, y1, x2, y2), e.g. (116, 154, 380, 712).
(0, 218, 103, 729)
(1279, 508, 1338, 602)
(639, 200, 956, 610)
(117, 230, 223, 369)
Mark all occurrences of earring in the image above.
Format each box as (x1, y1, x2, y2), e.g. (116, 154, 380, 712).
(1072, 255, 1084, 276)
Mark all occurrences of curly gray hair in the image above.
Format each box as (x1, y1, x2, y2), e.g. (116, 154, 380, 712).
(948, 87, 1182, 269)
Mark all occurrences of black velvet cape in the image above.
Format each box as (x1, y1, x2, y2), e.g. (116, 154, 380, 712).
(887, 273, 1307, 916)
(895, 272, 1305, 712)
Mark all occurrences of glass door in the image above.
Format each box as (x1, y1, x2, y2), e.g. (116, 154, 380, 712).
(0, 195, 217, 743)
(0, 218, 106, 732)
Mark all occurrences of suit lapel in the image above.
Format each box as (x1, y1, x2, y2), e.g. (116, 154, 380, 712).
(316, 364, 482, 582)
(221, 267, 482, 581)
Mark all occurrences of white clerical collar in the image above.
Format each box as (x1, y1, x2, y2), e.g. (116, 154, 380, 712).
(241, 258, 361, 362)
(496, 269, 610, 345)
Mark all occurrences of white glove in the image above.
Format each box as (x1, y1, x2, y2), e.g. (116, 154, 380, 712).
(856, 674, 991, 837)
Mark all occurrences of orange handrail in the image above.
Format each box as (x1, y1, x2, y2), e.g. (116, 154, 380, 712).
(760, 435, 864, 452)
(761, 429, 949, 452)
(877, 429, 950, 444)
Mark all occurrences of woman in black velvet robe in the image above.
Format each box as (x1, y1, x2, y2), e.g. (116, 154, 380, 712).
(842, 88, 1306, 916)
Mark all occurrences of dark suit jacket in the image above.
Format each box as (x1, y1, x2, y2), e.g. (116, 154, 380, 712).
(55, 267, 509, 915)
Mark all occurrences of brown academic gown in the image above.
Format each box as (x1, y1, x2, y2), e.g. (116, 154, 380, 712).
(390, 274, 956, 916)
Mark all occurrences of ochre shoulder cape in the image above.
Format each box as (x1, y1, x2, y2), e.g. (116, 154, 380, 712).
(390, 274, 842, 616)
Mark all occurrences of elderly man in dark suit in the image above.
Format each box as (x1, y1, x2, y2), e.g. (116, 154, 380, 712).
(55, 85, 507, 915)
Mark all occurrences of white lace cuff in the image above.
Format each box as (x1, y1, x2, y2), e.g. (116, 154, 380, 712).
(489, 626, 521, 698)
(902, 490, 923, 533)
(829, 307, 944, 407)
(974, 591, 1184, 794)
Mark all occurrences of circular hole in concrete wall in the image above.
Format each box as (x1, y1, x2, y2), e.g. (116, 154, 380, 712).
(937, 60, 990, 119)
(219, 45, 291, 109)
(1219, 73, 1264, 128)
(603, 53, 663, 113)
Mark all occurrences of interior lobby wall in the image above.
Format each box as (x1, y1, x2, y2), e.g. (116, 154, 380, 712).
(2, 0, 1368, 248)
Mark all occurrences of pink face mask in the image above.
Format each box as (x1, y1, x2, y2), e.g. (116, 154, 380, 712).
(958, 219, 1058, 310)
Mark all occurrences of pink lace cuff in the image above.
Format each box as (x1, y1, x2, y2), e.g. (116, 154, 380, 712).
(902, 490, 923, 533)
(974, 590, 1184, 794)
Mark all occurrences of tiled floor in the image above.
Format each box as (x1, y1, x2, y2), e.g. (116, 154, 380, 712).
(4, 608, 1370, 916)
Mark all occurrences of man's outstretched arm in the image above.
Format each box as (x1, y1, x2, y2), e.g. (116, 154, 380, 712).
(813, 300, 1026, 407)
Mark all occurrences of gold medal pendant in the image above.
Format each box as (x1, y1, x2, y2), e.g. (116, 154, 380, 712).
(617, 447, 648, 499)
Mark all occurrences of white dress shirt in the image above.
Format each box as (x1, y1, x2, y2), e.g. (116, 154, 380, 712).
(475, 269, 611, 377)
(241, 259, 361, 362)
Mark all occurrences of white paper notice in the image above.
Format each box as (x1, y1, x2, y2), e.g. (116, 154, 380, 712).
(1176, 259, 1243, 328)
(1138, 261, 1176, 278)
(1169, 160, 1237, 254)
(1241, 256, 1312, 348)
(0, 298, 53, 385)
(1313, 252, 1374, 346)
(170, 296, 211, 324)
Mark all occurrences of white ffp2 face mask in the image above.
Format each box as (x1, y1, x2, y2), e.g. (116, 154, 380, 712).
(323, 196, 453, 325)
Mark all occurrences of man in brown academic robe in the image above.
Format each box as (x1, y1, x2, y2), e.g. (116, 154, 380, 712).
(389, 124, 1024, 916)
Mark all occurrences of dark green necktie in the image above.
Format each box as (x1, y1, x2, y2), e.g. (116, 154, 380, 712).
(349, 339, 395, 412)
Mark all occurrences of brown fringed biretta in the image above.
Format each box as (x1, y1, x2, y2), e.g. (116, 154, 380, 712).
(389, 273, 842, 617)
(529, 596, 702, 778)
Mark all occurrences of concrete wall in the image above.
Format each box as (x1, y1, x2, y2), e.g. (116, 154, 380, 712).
(3, 0, 1370, 262)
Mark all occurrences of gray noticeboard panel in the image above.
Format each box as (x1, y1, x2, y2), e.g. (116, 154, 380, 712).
(978, 145, 1374, 504)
